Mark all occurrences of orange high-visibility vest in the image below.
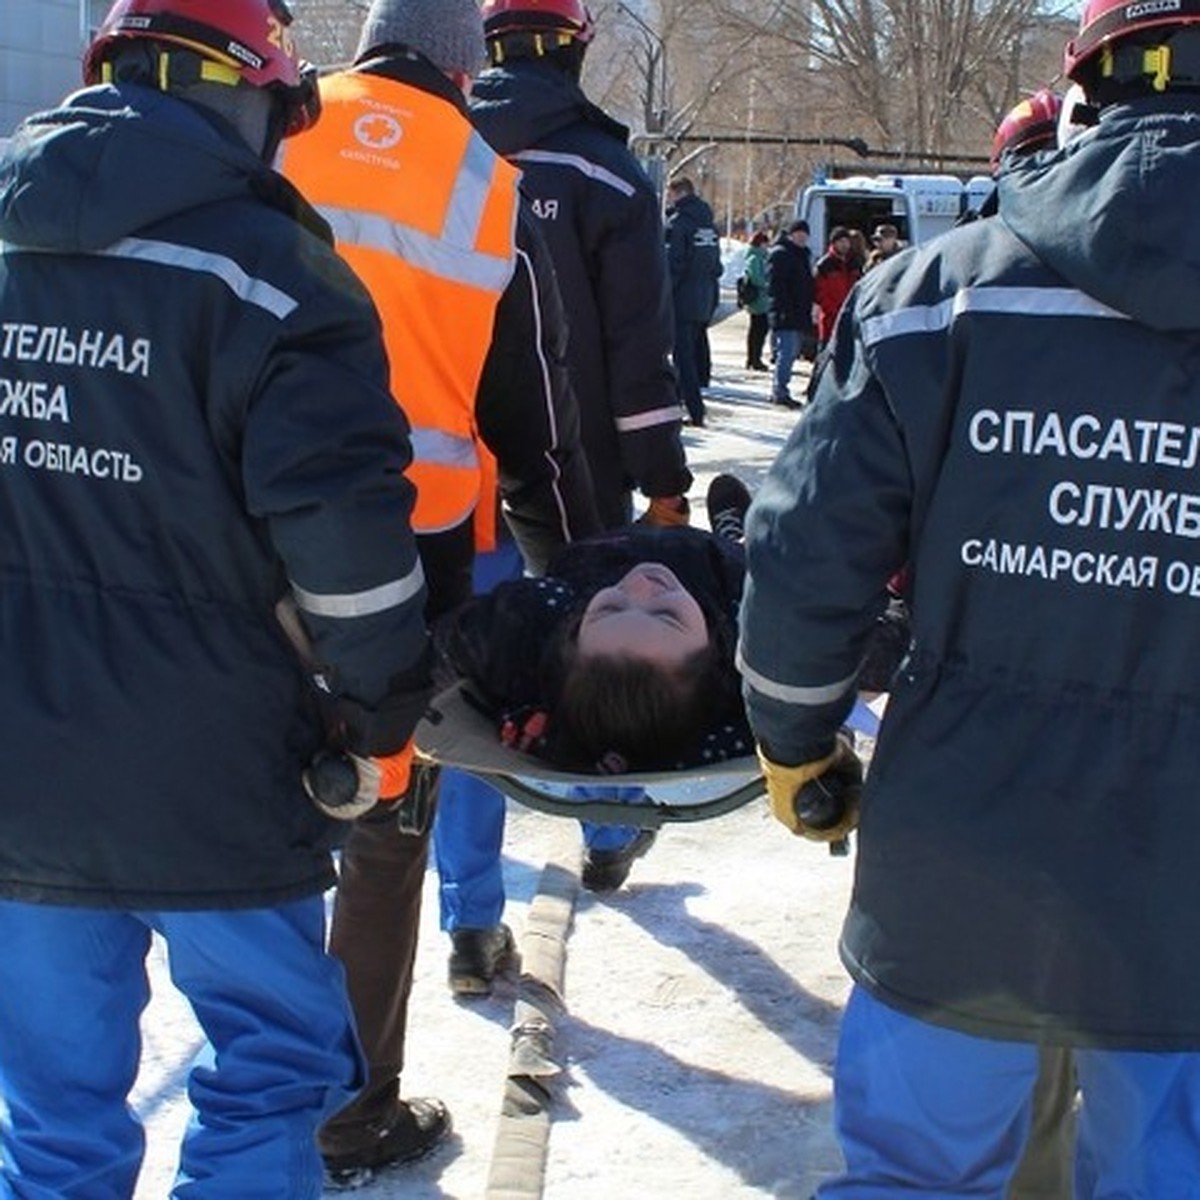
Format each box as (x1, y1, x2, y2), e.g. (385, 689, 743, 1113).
(280, 71, 519, 545)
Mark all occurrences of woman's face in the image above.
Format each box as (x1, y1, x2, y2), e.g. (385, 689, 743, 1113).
(576, 563, 709, 667)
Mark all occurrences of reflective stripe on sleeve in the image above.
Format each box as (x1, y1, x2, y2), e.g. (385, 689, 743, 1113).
(736, 647, 859, 707)
(97, 237, 299, 319)
(510, 149, 637, 197)
(861, 285, 1127, 348)
(291, 560, 425, 619)
(615, 405, 683, 433)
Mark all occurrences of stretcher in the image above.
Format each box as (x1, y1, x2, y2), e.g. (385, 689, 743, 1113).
(414, 681, 882, 828)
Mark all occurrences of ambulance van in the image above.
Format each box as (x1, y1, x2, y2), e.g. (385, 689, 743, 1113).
(797, 173, 984, 250)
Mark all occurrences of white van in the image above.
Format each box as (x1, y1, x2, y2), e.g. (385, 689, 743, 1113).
(965, 174, 996, 216)
(797, 173, 978, 250)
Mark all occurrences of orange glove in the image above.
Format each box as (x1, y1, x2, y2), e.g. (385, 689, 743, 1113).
(303, 742, 414, 820)
(373, 745, 414, 804)
(638, 495, 691, 528)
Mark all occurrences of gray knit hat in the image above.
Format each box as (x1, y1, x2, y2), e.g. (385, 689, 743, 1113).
(355, 0, 486, 76)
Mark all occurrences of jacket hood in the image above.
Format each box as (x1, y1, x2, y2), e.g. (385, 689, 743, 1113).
(470, 61, 627, 154)
(670, 191, 714, 225)
(999, 98, 1200, 332)
(0, 84, 279, 252)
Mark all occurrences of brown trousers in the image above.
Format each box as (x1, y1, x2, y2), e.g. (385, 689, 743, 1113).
(317, 806, 433, 1155)
(1008, 1046, 1078, 1200)
(318, 523, 470, 1156)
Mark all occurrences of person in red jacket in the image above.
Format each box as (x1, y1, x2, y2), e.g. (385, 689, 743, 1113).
(812, 225, 861, 349)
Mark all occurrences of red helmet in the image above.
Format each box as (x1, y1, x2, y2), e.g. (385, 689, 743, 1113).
(83, 0, 318, 136)
(1063, 0, 1200, 85)
(989, 89, 1062, 175)
(481, 0, 596, 45)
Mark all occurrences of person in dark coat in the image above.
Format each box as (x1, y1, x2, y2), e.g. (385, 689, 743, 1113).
(765, 219, 816, 409)
(471, 0, 691, 530)
(0, 2, 432, 1195)
(740, 0, 1200, 1190)
(665, 176, 723, 427)
(435, 0, 693, 945)
(277, 0, 604, 1182)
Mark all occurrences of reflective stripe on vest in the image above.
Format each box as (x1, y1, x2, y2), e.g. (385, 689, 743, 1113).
(280, 72, 518, 539)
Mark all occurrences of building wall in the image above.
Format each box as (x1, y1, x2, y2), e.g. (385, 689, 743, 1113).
(0, 1, 357, 134)
(1, 1, 108, 135)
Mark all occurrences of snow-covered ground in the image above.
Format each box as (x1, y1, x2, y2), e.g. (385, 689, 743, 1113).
(130, 311, 857, 1199)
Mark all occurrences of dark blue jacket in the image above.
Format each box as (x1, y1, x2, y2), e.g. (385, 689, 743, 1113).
(0, 85, 429, 909)
(741, 97, 1200, 1048)
(665, 192, 722, 323)
(765, 234, 814, 331)
(470, 61, 691, 529)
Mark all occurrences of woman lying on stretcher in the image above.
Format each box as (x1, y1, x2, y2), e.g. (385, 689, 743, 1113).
(433, 475, 909, 774)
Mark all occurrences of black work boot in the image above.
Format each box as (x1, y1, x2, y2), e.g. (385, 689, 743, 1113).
(322, 1097, 451, 1191)
(447, 923, 518, 997)
(581, 828, 657, 893)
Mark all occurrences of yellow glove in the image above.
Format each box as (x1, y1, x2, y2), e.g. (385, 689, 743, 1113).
(758, 736, 862, 842)
(638, 495, 691, 528)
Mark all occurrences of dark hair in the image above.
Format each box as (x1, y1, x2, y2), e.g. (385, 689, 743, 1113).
(750, 230, 769, 246)
(543, 610, 726, 771)
(787, 219, 809, 234)
(669, 176, 695, 196)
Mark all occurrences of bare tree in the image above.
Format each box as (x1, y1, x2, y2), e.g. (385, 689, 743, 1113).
(707, 0, 1074, 157)
(292, 0, 369, 69)
(286, 0, 1076, 233)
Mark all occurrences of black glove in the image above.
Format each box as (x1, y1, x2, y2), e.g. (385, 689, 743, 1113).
(859, 598, 911, 694)
(336, 645, 433, 757)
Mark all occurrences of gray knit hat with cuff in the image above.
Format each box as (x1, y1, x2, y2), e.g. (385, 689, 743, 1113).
(355, 0, 486, 76)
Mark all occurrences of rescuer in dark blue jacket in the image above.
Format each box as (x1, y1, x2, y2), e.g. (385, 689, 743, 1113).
(740, 0, 1200, 1190)
(471, 0, 692, 531)
(665, 177, 723, 427)
(0, 3, 430, 1195)
(433, 0, 694, 979)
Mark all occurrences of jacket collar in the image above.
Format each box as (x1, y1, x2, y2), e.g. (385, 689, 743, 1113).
(353, 50, 470, 117)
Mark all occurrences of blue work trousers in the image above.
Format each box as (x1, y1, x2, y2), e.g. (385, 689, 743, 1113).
(772, 327, 800, 404)
(434, 774, 645, 930)
(673, 316, 707, 424)
(0, 898, 362, 1200)
(822, 985, 1200, 1198)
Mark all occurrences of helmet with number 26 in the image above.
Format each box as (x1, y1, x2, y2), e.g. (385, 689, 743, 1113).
(83, 0, 319, 137)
